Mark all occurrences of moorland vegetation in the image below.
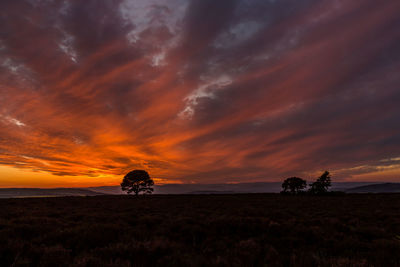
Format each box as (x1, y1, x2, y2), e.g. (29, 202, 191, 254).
(0, 194, 399, 266)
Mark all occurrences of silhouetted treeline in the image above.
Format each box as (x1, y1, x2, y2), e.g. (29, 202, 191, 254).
(281, 171, 341, 195)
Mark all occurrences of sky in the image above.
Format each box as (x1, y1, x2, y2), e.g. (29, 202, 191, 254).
(0, 0, 400, 187)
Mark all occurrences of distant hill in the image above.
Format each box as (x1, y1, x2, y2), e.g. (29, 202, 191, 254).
(87, 183, 284, 195)
(0, 188, 105, 198)
(88, 182, 380, 195)
(86, 186, 124, 195)
(188, 191, 238, 194)
(1, 182, 394, 198)
(346, 183, 400, 193)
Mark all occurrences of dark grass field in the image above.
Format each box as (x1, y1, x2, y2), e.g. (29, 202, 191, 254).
(1, 194, 400, 267)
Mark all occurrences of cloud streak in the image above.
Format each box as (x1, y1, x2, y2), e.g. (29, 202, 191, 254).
(0, 0, 399, 185)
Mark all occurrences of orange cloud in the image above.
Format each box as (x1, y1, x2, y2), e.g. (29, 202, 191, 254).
(0, 0, 399, 186)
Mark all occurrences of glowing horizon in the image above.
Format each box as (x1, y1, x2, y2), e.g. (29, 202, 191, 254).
(0, 0, 400, 187)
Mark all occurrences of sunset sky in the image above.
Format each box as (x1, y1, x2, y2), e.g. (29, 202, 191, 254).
(0, 0, 400, 187)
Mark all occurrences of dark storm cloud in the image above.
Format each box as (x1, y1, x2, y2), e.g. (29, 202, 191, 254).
(0, 0, 399, 185)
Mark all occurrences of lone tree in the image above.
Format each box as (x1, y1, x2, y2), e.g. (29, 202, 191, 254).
(309, 171, 331, 194)
(281, 177, 307, 194)
(121, 170, 154, 195)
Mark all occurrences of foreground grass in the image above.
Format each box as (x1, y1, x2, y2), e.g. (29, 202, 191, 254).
(0, 194, 399, 267)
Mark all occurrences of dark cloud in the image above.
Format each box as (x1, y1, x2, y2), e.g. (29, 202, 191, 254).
(0, 0, 399, 186)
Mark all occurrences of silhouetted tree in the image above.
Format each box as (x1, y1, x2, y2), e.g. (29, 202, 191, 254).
(309, 171, 331, 194)
(281, 177, 307, 194)
(121, 170, 154, 195)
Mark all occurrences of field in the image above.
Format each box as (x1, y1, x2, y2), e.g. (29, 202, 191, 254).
(0, 194, 399, 267)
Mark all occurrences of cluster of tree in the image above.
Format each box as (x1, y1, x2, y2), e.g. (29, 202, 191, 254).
(281, 171, 332, 195)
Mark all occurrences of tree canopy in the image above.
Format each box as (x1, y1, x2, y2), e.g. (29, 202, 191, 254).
(309, 171, 331, 194)
(281, 177, 307, 194)
(121, 170, 154, 195)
